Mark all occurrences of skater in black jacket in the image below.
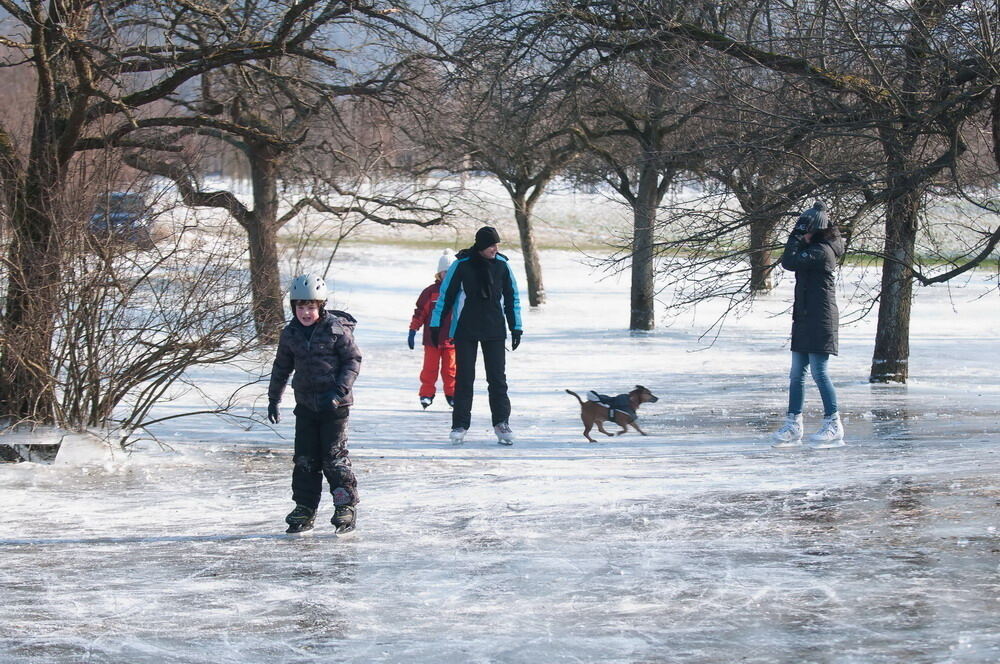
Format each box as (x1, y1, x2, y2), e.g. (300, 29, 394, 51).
(772, 202, 846, 448)
(268, 274, 363, 533)
(429, 226, 522, 445)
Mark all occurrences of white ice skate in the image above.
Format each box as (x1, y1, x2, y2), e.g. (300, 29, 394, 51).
(808, 413, 845, 448)
(494, 421, 515, 445)
(449, 427, 467, 445)
(771, 413, 803, 448)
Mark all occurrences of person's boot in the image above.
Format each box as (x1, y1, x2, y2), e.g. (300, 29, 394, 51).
(420, 396, 433, 409)
(331, 505, 356, 534)
(494, 421, 515, 445)
(285, 504, 316, 534)
(445, 395, 455, 408)
(449, 427, 467, 445)
(771, 413, 803, 448)
(808, 413, 845, 447)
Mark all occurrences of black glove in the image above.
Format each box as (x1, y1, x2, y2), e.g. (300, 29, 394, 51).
(267, 400, 280, 424)
(429, 327, 440, 347)
(407, 329, 416, 350)
(511, 329, 522, 350)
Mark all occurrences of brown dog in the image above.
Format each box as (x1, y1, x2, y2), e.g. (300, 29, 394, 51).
(565, 386, 659, 442)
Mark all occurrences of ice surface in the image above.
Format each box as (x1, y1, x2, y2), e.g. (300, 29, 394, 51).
(1, 246, 999, 663)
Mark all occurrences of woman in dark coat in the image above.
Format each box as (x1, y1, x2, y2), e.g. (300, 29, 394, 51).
(429, 226, 523, 445)
(772, 202, 846, 447)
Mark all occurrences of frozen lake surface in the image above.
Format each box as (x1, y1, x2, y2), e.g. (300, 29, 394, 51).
(2, 246, 999, 663)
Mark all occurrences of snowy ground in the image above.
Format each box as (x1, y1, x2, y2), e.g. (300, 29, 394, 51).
(2, 246, 999, 663)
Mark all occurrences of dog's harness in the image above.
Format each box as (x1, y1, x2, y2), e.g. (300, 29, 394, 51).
(588, 391, 637, 423)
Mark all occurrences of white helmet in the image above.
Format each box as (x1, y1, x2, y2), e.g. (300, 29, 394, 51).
(437, 250, 453, 274)
(289, 274, 328, 301)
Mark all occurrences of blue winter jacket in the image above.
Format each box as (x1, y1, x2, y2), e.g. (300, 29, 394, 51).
(430, 249, 522, 341)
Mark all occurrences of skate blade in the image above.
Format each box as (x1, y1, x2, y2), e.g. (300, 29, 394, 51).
(496, 439, 514, 446)
(771, 440, 803, 449)
(809, 440, 846, 449)
(334, 526, 356, 538)
(284, 526, 315, 536)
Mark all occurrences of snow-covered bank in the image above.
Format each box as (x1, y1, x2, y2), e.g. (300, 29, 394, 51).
(1, 245, 998, 663)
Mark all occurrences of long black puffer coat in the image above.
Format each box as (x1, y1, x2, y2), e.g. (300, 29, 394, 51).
(781, 232, 845, 355)
(268, 310, 362, 410)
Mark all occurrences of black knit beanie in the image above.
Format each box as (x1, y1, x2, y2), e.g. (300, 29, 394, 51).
(795, 201, 830, 234)
(473, 226, 501, 251)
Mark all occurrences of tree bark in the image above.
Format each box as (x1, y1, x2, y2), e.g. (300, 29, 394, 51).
(1, 195, 62, 423)
(243, 154, 285, 344)
(631, 161, 659, 330)
(0, 21, 78, 423)
(870, 150, 920, 383)
(748, 217, 774, 292)
(511, 189, 546, 307)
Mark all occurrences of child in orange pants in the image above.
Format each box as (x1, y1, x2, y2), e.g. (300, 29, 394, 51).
(408, 251, 456, 409)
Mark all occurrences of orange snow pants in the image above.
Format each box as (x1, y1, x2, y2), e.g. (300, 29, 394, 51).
(420, 345, 456, 398)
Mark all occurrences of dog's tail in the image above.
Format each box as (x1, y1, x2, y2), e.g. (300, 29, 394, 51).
(565, 389, 585, 405)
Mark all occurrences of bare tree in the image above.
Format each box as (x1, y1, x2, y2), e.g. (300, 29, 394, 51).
(54, 202, 260, 438)
(574, 54, 710, 330)
(652, 72, 872, 315)
(567, 0, 999, 381)
(411, 45, 580, 307)
(0, 0, 447, 424)
(120, 62, 448, 343)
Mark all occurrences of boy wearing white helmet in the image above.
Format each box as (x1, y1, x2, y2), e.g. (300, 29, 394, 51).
(408, 250, 457, 409)
(267, 274, 363, 534)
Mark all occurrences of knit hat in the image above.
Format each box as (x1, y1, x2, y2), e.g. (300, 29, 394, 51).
(437, 250, 453, 274)
(795, 201, 830, 234)
(473, 226, 501, 251)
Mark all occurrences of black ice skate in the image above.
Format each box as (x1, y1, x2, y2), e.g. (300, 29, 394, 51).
(445, 395, 455, 408)
(332, 505, 356, 534)
(284, 504, 316, 534)
(420, 396, 433, 409)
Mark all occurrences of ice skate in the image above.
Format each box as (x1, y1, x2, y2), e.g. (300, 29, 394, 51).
(420, 396, 433, 409)
(808, 413, 845, 448)
(449, 427, 467, 445)
(284, 504, 316, 534)
(494, 421, 515, 445)
(771, 413, 803, 448)
(331, 505, 356, 534)
(445, 395, 454, 408)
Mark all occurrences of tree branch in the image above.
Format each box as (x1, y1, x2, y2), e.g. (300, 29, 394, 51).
(122, 152, 250, 225)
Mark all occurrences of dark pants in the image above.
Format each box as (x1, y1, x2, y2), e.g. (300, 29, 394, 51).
(453, 338, 510, 430)
(291, 405, 358, 510)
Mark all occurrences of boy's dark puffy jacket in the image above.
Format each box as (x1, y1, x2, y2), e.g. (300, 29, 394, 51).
(781, 232, 845, 355)
(268, 310, 362, 410)
(430, 249, 522, 341)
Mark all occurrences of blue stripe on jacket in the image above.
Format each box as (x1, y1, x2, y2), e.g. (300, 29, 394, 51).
(498, 255, 522, 331)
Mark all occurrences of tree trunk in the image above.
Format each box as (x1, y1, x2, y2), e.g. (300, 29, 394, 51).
(870, 173, 919, 383)
(870, 27, 924, 385)
(630, 162, 658, 330)
(1, 197, 62, 423)
(0, 30, 77, 423)
(748, 217, 774, 292)
(511, 191, 546, 307)
(244, 154, 285, 344)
